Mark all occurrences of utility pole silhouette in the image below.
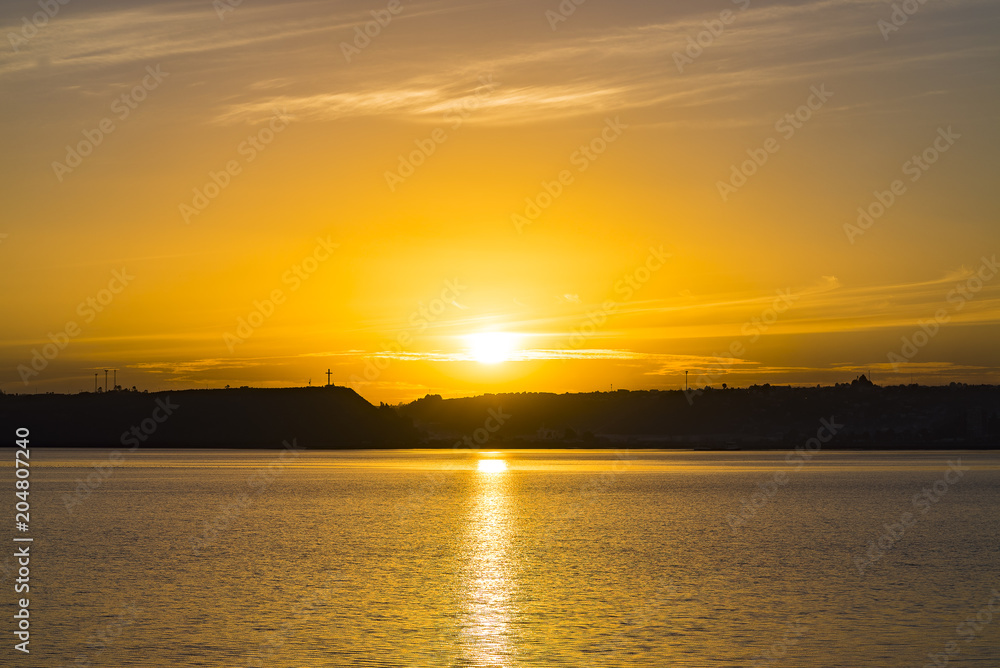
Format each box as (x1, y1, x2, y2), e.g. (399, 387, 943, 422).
(113, 369, 117, 391)
(685, 370, 688, 392)
(94, 373, 98, 393)
(326, 369, 332, 387)
(104, 369, 108, 393)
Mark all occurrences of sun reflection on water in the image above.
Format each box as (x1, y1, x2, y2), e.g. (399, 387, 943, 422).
(460, 457, 515, 666)
(477, 459, 508, 473)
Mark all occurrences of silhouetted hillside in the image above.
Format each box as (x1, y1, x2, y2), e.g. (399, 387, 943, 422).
(3, 382, 997, 449)
(0, 386, 416, 448)
(399, 382, 1000, 449)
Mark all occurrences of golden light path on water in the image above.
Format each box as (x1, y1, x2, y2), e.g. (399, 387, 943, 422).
(460, 456, 515, 666)
(20, 449, 1000, 666)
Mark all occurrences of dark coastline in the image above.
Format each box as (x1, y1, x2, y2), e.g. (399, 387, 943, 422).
(1, 380, 997, 450)
(0, 386, 412, 449)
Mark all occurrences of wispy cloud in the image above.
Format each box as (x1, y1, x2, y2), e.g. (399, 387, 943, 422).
(4, 0, 994, 129)
(209, 0, 1000, 125)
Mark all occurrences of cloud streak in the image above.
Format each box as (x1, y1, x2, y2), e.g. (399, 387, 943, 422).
(8, 0, 992, 128)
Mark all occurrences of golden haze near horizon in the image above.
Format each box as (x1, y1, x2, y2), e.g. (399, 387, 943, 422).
(1, 0, 999, 404)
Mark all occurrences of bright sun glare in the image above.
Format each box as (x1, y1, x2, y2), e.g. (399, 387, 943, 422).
(477, 459, 508, 473)
(466, 332, 521, 365)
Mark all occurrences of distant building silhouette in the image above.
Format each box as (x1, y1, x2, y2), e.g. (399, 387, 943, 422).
(851, 374, 876, 391)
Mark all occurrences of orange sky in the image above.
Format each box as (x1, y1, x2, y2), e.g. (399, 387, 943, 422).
(2, 0, 999, 403)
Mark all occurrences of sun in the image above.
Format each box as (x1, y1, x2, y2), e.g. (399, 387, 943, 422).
(465, 332, 521, 365)
(477, 459, 508, 473)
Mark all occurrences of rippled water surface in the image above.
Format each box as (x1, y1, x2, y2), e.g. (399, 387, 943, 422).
(16, 449, 1000, 666)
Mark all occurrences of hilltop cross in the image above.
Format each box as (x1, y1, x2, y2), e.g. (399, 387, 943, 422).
(326, 369, 332, 386)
